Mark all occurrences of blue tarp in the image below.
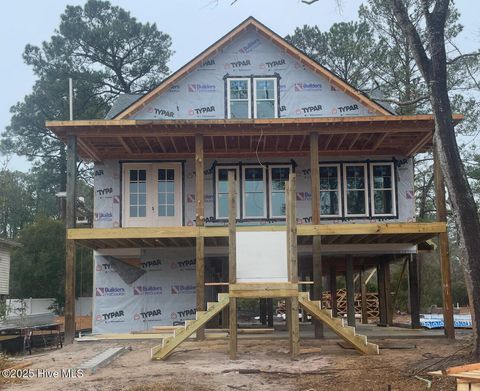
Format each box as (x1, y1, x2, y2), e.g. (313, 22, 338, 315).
(420, 314, 472, 329)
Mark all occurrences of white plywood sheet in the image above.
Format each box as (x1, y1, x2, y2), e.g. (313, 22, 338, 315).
(236, 231, 288, 283)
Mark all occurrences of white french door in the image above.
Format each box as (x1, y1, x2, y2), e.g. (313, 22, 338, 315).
(122, 163, 182, 227)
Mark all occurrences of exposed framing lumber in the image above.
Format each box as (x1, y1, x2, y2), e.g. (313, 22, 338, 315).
(65, 135, 77, 345)
(118, 137, 133, 154)
(360, 268, 368, 324)
(408, 254, 421, 329)
(228, 170, 237, 359)
(345, 256, 355, 327)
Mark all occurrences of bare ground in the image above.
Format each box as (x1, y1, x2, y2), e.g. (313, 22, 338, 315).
(0, 336, 471, 391)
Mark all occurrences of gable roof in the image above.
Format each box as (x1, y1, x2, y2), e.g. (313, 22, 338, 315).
(114, 17, 392, 120)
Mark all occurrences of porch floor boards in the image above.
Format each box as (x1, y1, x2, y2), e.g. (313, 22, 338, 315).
(68, 222, 445, 250)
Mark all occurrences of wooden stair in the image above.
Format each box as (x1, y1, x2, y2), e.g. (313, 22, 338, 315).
(151, 293, 230, 360)
(298, 292, 379, 355)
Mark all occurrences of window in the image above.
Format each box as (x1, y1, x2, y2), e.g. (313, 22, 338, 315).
(254, 78, 278, 119)
(129, 169, 147, 218)
(215, 166, 240, 219)
(319, 164, 341, 217)
(269, 166, 291, 218)
(226, 77, 278, 119)
(370, 163, 396, 216)
(227, 78, 251, 119)
(243, 166, 267, 218)
(343, 163, 368, 217)
(157, 168, 175, 217)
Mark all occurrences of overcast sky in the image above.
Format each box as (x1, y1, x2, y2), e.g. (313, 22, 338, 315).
(1, 0, 478, 172)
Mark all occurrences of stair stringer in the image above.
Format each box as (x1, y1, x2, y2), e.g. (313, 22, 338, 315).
(151, 293, 230, 360)
(298, 292, 379, 355)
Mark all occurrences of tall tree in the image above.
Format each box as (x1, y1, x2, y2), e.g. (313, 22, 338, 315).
(286, 21, 384, 90)
(1, 0, 173, 212)
(385, 0, 480, 357)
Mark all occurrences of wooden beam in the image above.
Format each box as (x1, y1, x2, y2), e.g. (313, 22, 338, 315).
(434, 145, 455, 339)
(377, 260, 388, 327)
(228, 170, 237, 359)
(118, 137, 133, 154)
(372, 133, 387, 151)
(346, 256, 355, 327)
(408, 254, 421, 329)
(310, 132, 323, 338)
(360, 268, 369, 324)
(407, 131, 433, 156)
(288, 173, 298, 283)
(196, 238, 205, 341)
(195, 134, 205, 226)
(65, 135, 77, 345)
(348, 133, 360, 150)
(329, 265, 337, 317)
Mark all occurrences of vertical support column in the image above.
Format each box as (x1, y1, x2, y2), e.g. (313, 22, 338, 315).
(228, 171, 237, 359)
(287, 173, 300, 359)
(384, 261, 393, 326)
(408, 254, 421, 329)
(329, 265, 337, 317)
(195, 134, 205, 341)
(64, 135, 77, 345)
(360, 268, 369, 324)
(267, 298, 274, 328)
(310, 132, 324, 338)
(377, 261, 388, 327)
(345, 256, 355, 327)
(260, 299, 267, 325)
(433, 146, 455, 339)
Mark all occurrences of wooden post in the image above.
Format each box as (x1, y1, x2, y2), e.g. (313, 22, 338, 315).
(228, 171, 237, 359)
(346, 256, 355, 327)
(408, 254, 421, 329)
(360, 268, 369, 324)
(385, 261, 393, 326)
(64, 135, 77, 345)
(260, 299, 267, 325)
(377, 261, 388, 327)
(310, 132, 324, 338)
(287, 173, 300, 358)
(195, 134, 205, 341)
(267, 298, 274, 328)
(434, 146, 455, 339)
(329, 265, 337, 316)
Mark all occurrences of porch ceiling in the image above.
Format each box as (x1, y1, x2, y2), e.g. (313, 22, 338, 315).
(46, 115, 463, 161)
(67, 222, 446, 250)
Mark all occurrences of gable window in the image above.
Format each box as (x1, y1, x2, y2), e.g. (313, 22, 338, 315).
(343, 163, 368, 217)
(370, 162, 396, 216)
(319, 164, 341, 217)
(269, 166, 291, 218)
(254, 78, 278, 118)
(215, 166, 240, 219)
(243, 166, 267, 218)
(226, 77, 278, 119)
(227, 78, 251, 119)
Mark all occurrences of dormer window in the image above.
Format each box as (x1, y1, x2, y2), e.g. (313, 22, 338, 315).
(226, 77, 278, 119)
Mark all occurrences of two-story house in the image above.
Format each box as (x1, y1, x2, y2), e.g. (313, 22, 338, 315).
(47, 17, 458, 358)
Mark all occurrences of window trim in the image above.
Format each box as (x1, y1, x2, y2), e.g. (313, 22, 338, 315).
(227, 78, 251, 119)
(268, 165, 291, 219)
(214, 165, 241, 219)
(242, 165, 268, 219)
(319, 163, 342, 218)
(370, 162, 397, 217)
(343, 163, 369, 218)
(253, 77, 278, 119)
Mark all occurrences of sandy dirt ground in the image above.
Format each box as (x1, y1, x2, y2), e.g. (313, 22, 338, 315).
(0, 335, 472, 391)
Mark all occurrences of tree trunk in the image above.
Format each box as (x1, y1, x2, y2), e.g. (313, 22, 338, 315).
(390, 0, 480, 356)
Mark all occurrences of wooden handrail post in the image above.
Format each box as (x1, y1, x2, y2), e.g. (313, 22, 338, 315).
(228, 170, 237, 359)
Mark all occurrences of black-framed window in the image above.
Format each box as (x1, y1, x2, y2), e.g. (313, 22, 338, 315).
(319, 164, 341, 217)
(343, 163, 369, 217)
(370, 162, 396, 217)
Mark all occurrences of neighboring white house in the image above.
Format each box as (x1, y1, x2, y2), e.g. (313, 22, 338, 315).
(0, 238, 21, 297)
